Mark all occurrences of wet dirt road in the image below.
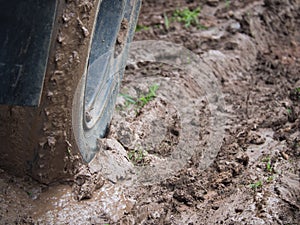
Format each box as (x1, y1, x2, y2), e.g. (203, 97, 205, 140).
(0, 0, 299, 224)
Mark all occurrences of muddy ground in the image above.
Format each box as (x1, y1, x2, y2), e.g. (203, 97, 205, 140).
(0, 0, 299, 224)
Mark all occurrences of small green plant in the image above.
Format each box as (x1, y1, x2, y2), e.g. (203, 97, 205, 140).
(262, 156, 273, 173)
(266, 160, 272, 172)
(287, 108, 292, 114)
(120, 84, 159, 113)
(225, 0, 231, 8)
(66, 147, 72, 156)
(119, 93, 137, 107)
(26, 191, 32, 197)
(135, 24, 150, 32)
(250, 180, 263, 190)
(128, 148, 148, 165)
(295, 87, 300, 93)
(173, 7, 201, 28)
(138, 84, 159, 108)
(164, 12, 170, 30)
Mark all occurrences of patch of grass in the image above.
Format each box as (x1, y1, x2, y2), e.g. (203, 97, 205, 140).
(249, 180, 263, 190)
(262, 156, 273, 173)
(173, 7, 201, 28)
(135, 24, 150, 32)
(128, 148, 148, 165)
(119, 93, 137, 107)
(266, 160, 272, 172)
(119, 84, 159, 113)
(138, 84, 159, 108)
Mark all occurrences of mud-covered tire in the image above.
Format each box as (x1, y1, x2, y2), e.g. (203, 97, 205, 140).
(0, 0, 140, 184)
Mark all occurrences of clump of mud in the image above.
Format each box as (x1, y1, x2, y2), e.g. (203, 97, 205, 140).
(110, 62, 208, 164)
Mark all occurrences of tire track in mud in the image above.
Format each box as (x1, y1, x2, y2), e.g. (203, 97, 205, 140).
(106, 37, 256, 185)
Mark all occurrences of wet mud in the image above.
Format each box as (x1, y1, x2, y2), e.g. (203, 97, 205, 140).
(0, 0, 99, 183)
(0, 0, 300, 224)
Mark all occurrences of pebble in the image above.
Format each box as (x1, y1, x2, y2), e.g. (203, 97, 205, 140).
(150, 15, 163, 25)
(280, 151, 289, 160)
(227, 22, 241, 33)
(81, 26, 89, 37)
(228, 10, 234, 17)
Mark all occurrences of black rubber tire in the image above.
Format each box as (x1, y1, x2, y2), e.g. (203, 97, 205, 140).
(0, 0, 140, 184)
(73, 0, 141, 164)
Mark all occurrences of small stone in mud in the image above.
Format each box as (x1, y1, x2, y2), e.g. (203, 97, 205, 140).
(228, 10, 234, 17)
(57, 32, 66, 44)
(147, 15, 163, 25)
(47, 91, 54, 97)
(81, 26, 89, 37)
(280, 151, 289, 160)
(227, 22, 241, 33)
(77, 18, 89, 37)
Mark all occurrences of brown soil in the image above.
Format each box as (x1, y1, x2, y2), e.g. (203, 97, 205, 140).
(0, 0, 299, 224)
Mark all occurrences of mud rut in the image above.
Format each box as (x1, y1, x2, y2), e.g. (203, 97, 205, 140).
(0, 0, 300, 224)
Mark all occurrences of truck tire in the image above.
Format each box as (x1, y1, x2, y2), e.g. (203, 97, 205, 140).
(0, 0, 141, 184)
